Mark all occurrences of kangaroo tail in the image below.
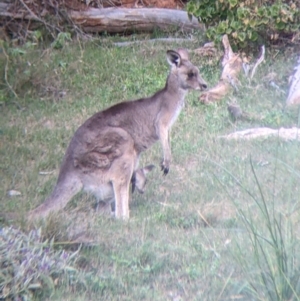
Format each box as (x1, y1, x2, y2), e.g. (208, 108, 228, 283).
(28, 176, 83, 221)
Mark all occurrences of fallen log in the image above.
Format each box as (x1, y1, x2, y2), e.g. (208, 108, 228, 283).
(0, 2, 204, 35)
(69, 8, 203, 33)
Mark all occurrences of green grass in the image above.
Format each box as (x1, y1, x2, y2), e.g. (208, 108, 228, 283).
(1, 37, 300, 300)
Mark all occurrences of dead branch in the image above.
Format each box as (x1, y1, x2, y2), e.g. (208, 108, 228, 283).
(2, 44, 19, 100)
(219, 127, 300, 141)
(199, 35, 243, 104)
(286, 56, 300, 106)
(250, 45, 265, 79)
(113, 37, 194, 47)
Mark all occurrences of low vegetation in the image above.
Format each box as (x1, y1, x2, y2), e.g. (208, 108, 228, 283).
(187, 0, 300, 49)
(1, 34, 300, 300)
(0, 227, 80, 300)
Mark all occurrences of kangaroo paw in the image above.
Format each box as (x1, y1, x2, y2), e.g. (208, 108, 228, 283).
(160, 160, 169, 175)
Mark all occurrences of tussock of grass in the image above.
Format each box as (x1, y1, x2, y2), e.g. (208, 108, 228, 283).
(216, 158, 300, 300)
(1, 37, 300, 300)
(0, 227, 81, 300)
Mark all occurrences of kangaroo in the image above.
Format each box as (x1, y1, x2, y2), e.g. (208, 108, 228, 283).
(97, 164, 155, 214)
(28, 48, 207, 221)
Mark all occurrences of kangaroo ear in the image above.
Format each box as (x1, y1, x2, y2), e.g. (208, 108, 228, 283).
(143, 164, 155, 175)
(167, 50, 181, 67)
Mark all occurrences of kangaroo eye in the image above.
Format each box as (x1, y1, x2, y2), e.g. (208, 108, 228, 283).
(188, 72, 195, 78)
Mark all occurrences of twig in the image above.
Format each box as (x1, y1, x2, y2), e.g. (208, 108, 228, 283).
(197, 210, 213, 228)
(216, 269, 235, 301)
(250, 45, 265, 79)
(269, 81, 286, 94)
(154, 200, 174, 207)
(2, 45, 18, 100)
(18, 0, 40, 21)
(19, 0, 60, 36)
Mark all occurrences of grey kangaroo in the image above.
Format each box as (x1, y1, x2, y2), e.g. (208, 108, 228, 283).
(29, 49, 207, 220)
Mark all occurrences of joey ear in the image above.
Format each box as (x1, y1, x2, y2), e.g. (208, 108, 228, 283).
(177, 48, 189, 60)
(143, 164, 155, 175)
(167, 50, 181, 67)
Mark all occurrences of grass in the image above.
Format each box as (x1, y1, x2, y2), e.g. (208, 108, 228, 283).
(1, 36, 300, 300)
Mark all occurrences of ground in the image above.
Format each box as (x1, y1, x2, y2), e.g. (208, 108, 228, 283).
(1, 34, 300, 300)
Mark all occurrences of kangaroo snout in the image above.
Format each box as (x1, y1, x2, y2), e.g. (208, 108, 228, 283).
(196, 73, 208, 91)
(199, 80, 208, 91)
(189, 74, 208, 91)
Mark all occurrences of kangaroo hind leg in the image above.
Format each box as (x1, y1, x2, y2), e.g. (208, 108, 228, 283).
(111, 154, 135, 220)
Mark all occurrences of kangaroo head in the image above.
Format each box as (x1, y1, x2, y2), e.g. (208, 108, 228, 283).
(167, 49, 207, 91)
(131, 165, 155, 194)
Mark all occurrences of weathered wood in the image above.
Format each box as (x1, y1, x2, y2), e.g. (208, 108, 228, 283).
(219, 127, 300, 141)
(113, 38, 194, 47)
(0, 2, 203, 34)
(286, 56, 300, 106)
(0, 1, 38, 20)
(199, 35, 243, 104)
(68, 8, 203, 33)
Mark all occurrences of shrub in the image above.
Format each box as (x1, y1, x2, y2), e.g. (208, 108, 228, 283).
(0, 227, 80, 300)
(187, 0, 300, 49)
